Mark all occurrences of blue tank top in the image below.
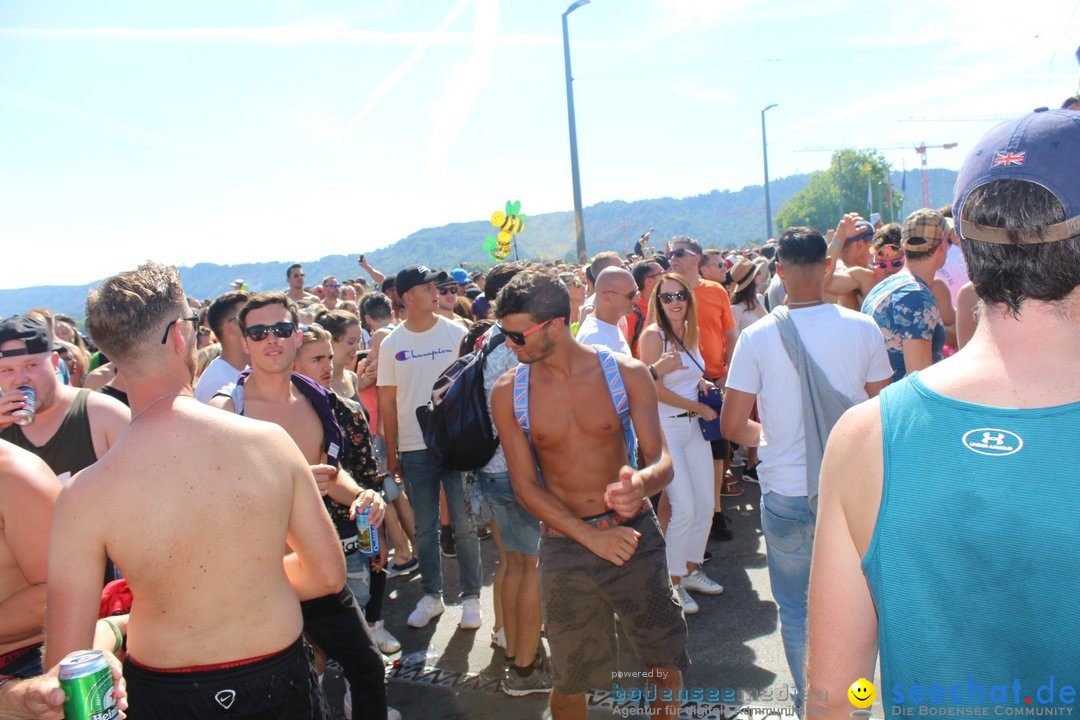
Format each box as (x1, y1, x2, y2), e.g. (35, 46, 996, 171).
(864, 374, 1080, 712)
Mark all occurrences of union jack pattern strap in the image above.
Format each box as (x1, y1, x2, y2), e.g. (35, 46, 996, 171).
(513, 363, 531, 435)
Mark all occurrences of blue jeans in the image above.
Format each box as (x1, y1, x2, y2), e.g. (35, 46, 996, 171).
(345, 551, 371, 609)
(476, 471, 540, 556)
(760, 491, 814, 708)
(399, 450, 482, 599)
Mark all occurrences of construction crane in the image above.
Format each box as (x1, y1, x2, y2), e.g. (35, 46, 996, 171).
(795, 142, 958, 210)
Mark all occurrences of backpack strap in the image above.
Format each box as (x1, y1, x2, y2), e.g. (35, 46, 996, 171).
(513, 363, 532, 437)
(595, 349, 638, 468)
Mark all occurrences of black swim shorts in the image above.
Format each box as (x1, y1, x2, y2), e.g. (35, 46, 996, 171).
(539, 509, 690, 696)
(123, 636, 327, 719)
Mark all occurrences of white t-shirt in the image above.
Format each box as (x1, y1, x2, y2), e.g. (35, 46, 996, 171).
(936, 243, 969, 307)
(725, 304, 893, 497)
(377, 315, 466, 452)
(575, 315, 631, 356)
(194, 356, 245, 404)
(731, 297, 767, 338)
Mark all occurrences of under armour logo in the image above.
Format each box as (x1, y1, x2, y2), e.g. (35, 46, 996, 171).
(214, 689, 237, 710)
(981, 432, 1005, 446)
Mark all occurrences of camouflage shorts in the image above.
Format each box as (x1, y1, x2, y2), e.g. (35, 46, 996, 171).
(539, 509, 690, 696)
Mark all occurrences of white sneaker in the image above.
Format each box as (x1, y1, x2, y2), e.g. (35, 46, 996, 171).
(407, 594, 445, 628)
(490, 626, 507, 650)
(460, 597, 482, 630)
(681, 569, 724, 595)
(677, 585, 699, 615)
(370, 620, 401, 654)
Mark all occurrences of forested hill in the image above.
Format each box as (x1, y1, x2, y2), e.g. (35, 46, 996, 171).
(0, 169, 957, 321)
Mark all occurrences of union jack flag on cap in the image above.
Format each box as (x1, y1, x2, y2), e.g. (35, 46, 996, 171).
(992, 151, 1025, 168)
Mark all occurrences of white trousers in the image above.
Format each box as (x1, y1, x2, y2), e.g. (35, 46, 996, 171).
(660, 413, 715, 577)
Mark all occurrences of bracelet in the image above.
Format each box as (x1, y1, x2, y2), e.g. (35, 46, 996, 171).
(102, 617, 124, 654)
(648, 364, 659, 380)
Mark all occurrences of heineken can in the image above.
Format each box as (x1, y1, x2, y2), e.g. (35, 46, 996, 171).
(58, 649, 118, 720)
(355, 506, 380, 557)
(10, 385, 35, 426)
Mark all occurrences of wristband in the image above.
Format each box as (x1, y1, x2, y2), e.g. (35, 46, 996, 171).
(102, 617, 124, 654)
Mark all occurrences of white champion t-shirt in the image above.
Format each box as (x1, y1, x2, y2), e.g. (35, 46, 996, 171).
(377, 315, 466, 453)
(725, 304, 893, 497)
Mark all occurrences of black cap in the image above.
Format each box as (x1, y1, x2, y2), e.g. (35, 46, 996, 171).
(0, 315, 53, 357)
(395, 265, 448, 296)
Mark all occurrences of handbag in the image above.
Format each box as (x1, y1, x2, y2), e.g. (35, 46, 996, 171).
(667, 332, 724, 442)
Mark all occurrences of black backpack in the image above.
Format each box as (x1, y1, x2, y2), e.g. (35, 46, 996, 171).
(416, 329, 506, 470)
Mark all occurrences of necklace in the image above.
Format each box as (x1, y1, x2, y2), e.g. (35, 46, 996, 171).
(131, 393, 192, 423)
(787, 299, 825, 307)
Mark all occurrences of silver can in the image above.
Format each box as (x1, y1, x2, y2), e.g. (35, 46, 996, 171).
(10, 385, 35, 426)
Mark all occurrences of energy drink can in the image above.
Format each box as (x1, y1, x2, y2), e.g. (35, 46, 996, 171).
(58, 649, 118, 720)
(355, 506, 380, 557)
(10, 385, 35, 426)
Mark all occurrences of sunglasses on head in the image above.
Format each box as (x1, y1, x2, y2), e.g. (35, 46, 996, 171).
(659, 291, 690, 304)
(244, 322, 297, 341)
(498, 318, 555, 346)
(668, 248, 697, 259)
(872, 259, 904, 269)
(437, 286, 456, 295)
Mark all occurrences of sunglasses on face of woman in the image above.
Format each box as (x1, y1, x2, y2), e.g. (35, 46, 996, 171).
(659, 291, 689, 304)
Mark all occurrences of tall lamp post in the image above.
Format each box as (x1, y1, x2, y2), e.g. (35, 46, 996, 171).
(562, 0, 590, 262)
(761, 103, 779, 242)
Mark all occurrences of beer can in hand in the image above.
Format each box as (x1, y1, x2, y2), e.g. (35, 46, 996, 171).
(10, 385, 35, 426)
(355, 506, 380, 557)
(59, 649, 118, 720)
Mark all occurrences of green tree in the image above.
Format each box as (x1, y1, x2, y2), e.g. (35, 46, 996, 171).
(774, 149, 903, 235)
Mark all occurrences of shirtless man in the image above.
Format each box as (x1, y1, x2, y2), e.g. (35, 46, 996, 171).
(0, 442, 59, 683)
(210, 292, 390, 720)
(490, 267, 686, 720)
(823, 215, 876, 309)
(0, 315, 129, 482)
(285, 263, 320, 304)
(47, 262, 344, 718)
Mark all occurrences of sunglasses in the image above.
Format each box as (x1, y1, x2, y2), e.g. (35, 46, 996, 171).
(602, 289, 637, 300)
(244, 322, 297, 341)
(659, 291, 690, 304)
(668, 248, 697, 259)
(872, 259, 904, 269)
(498, 318, 555, 346)
(160, 315, 200, 344)
(437, 286, 456, 296)
(325, 282, 340, 289)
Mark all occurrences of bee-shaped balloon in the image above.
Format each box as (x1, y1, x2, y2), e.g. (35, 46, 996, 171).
(482, 200, 526, 261)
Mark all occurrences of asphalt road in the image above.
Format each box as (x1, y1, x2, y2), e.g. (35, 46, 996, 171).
(325, 477, 830, 720)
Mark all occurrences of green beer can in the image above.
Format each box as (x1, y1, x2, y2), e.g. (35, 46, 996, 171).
(58, 650, 118, 720)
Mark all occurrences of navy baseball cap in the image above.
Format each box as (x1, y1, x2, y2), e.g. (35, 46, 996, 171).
(953, 108, 1080, 244)
(850, 220, 875, 243)
(0, 315, 53, 357)
(395, 265, 448, 295)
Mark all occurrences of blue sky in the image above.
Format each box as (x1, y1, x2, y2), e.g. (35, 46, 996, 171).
(2, 0, 1077, 288)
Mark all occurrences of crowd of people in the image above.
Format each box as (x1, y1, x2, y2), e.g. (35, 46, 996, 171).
(0, 107, 1077, 719)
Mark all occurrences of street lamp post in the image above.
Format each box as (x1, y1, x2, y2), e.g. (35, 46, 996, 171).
(562, 0, 590, 263)
(761, 103, 779, 242)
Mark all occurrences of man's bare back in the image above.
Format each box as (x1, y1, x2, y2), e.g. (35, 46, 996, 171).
(45, 398, 344, 668)
(0, 440, 58, 658)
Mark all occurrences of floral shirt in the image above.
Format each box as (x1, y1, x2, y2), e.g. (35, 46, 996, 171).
(861, 271, 945, 383)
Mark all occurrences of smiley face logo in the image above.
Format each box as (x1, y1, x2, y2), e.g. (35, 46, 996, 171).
(848, 678, 876, 708)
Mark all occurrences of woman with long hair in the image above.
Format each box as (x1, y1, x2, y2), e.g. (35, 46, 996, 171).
(315, 309, 364, 402)
(729, 256, 767, 337)
(638, 272, 725, 615)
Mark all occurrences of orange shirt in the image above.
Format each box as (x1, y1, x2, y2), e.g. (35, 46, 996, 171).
(693, 279, 736, 379)
(625, 297, 650, 358)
